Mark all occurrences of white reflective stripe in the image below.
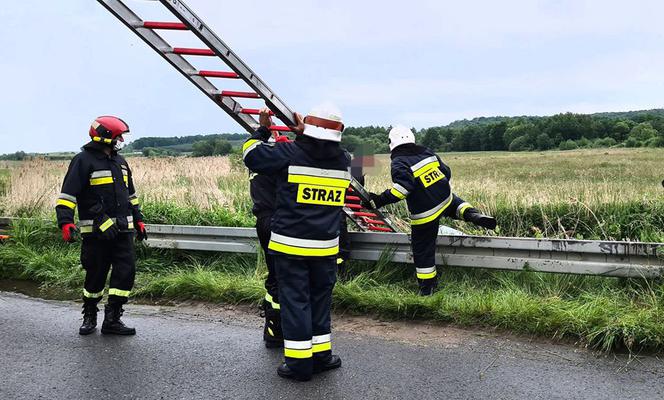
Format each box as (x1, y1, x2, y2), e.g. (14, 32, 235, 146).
(410, 194, 453, 219)
(456, 202, 471, 218)
(79, 220, 93, 227)
(410, 156, 438, 172)
(126, 215, 133, 223)
(58, 193, 77, 202)
(128, 192, 137, 199)
(392, 183, 409, 196)
(312, 334, 331, 344)
(242, 141, 261, 159)
(90, 170, 112, 178)
(416, 266, 436, 274)
(284, 339, 312, 350)
(288, 166, 351, 180)
(270, 232, 339, 249)
(121, 165, 128, 170)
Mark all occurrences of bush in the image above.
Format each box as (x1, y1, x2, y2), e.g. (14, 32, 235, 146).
(558, 140, 578, 151)
(536, 133, 553, 150)
(625, 137, 642, 148)
(594, 137, 617, 148)
(508, 135, 534, 151)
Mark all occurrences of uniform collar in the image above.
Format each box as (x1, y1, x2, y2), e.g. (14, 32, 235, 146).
(82, 141, 117, 159)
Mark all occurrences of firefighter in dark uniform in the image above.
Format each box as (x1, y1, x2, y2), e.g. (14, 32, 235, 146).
(250, 131, 290, 348)
(369, 126, 496, 296)
(55, 116, 148, 335)
(243, 106, 350, 381)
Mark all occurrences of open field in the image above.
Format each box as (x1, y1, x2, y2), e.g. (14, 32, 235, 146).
(1, 148, 663, 352)
(1, 148, 662, 239)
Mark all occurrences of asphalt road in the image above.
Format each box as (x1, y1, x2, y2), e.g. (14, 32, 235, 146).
(1, 291, 663, 400)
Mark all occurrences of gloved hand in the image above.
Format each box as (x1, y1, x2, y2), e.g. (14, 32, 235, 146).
(362, 192, 381, 209)
(95, 214, 119, 240)
(61, 223, 78, 243)
(135, 221, 148, 241)
(463, 208, 497, 230)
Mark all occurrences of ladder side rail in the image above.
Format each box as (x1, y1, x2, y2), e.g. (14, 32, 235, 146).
(158, 0, 296, 126)
(97, 0, 259, 133)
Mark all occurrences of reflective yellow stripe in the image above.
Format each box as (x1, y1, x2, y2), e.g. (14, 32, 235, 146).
(410, 195, 453, 226)
(312, 342, 332, 353)
(412, 161, 440, 178)
(284, 348, 313, 359)
(242, 139, 260, 152)
(130, 198, 140, 206)
(79, 226, 93, 233)
(389, 188, 406, 200)
(267, 327, 275, 337)
(288, 174, 350, 188)
(83, 289, 104, 299)
(90, 177, 114, 185)
(336, 258, 344, 265)
(99, 218, 114, 232)
(123, 176, 128, 185)
(265, 293, 280, 310)
(420, 167, 445, 187)
(296, 184, 345, 206)
(268, 241, 339, 257)
(56, 199, 76, 209)
(457, 203, 473, 218)
(92, 136, 113, 144)
(416, 271, 437, 280)
(108, 288, 130, 297)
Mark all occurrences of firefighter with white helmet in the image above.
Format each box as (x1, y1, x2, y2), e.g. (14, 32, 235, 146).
(55, 116, 147, 335)
(369, 125, 496, 295)
(243, 104, 350, 381)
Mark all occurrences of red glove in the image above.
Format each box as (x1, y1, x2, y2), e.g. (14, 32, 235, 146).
(275, 135, 292, 143)
(61, 223, 78, 243)
(135, 221, 148, 241)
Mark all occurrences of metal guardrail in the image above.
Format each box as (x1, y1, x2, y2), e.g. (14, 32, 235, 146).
(1, 218, 662, 278)
(145, 224, 664, 278)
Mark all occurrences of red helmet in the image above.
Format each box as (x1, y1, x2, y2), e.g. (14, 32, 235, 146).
(89, 116, 130, 145)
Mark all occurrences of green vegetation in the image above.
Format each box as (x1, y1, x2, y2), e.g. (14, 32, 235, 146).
(2, 219, 664, 353)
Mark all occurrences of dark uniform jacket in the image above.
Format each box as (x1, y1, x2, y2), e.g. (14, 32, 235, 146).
(55, 141, 143, 236)
(250, 173, 277, 218)
(243, 127, 351, 257)
(374, 144, 469, 225)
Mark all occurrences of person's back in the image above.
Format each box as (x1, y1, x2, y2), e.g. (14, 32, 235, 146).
(243, 105, 350, 381)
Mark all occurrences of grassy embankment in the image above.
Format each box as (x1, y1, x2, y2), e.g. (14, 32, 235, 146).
(0, 149, 663, 352)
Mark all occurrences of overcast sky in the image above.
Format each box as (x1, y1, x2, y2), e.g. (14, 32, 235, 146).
(1, 0, 664, 153)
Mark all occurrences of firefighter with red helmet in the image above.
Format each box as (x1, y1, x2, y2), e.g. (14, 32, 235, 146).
(55, 116, 147, 335)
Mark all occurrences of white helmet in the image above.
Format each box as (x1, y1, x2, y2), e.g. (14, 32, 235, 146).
(388, 125, 415, 151)
(303, 103, 345, 142)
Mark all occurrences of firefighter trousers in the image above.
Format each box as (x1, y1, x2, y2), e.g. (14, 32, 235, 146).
(274, 255, 336, 379)
(256, 215, 279, 307)
(410, 217, 441, 288)
(80, 233, 136, 305)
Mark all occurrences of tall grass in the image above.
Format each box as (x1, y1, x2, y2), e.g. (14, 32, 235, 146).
(2, 220, 663, 352)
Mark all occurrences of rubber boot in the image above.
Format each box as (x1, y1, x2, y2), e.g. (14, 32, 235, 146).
(101, 304, 136, 335)
(79, 302, 98, 335)
(314, 354, 342, 374)
(463, 208, 497, 230)
(262, 300, 283, 348)
(277, 363, 312, 382)
(418, 278, 438, 297)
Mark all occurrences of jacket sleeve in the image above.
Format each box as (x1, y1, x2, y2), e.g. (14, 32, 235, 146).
(373, 159, 415, 208)
(442, 194, 474, 220)
(436, 155, 452, 180)
(242, 127, 292, 174)
(126, 164, 144, 224)
(55, 155, 88, 227)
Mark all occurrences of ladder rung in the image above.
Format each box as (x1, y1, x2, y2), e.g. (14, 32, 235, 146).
(173, 47, 215, 56)
(345, 195, 361, 202)
(345, 203, 362, 210)
(368, 226, 392, 232)
(220, 90, 260, 99)
(268, 125, 291, 132)
(198, 70, 240, 79)
(352, 211, 377, 218)
(362, 218, 385, 225)
(240, 108, 274, 116)
(143, 21, 188, 30)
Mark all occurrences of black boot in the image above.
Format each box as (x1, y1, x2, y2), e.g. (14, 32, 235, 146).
(79, 302, 98, 335)
(262, 300, 283, 348)
(314, 354, 342, 374)
(277, 363, 312, 382)
(463, 208, 497, 230)
(101, 304, 136, 335)
(418, 278, 438, 296)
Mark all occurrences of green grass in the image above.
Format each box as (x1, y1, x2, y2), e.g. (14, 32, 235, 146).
(2, 220, 663, 353)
